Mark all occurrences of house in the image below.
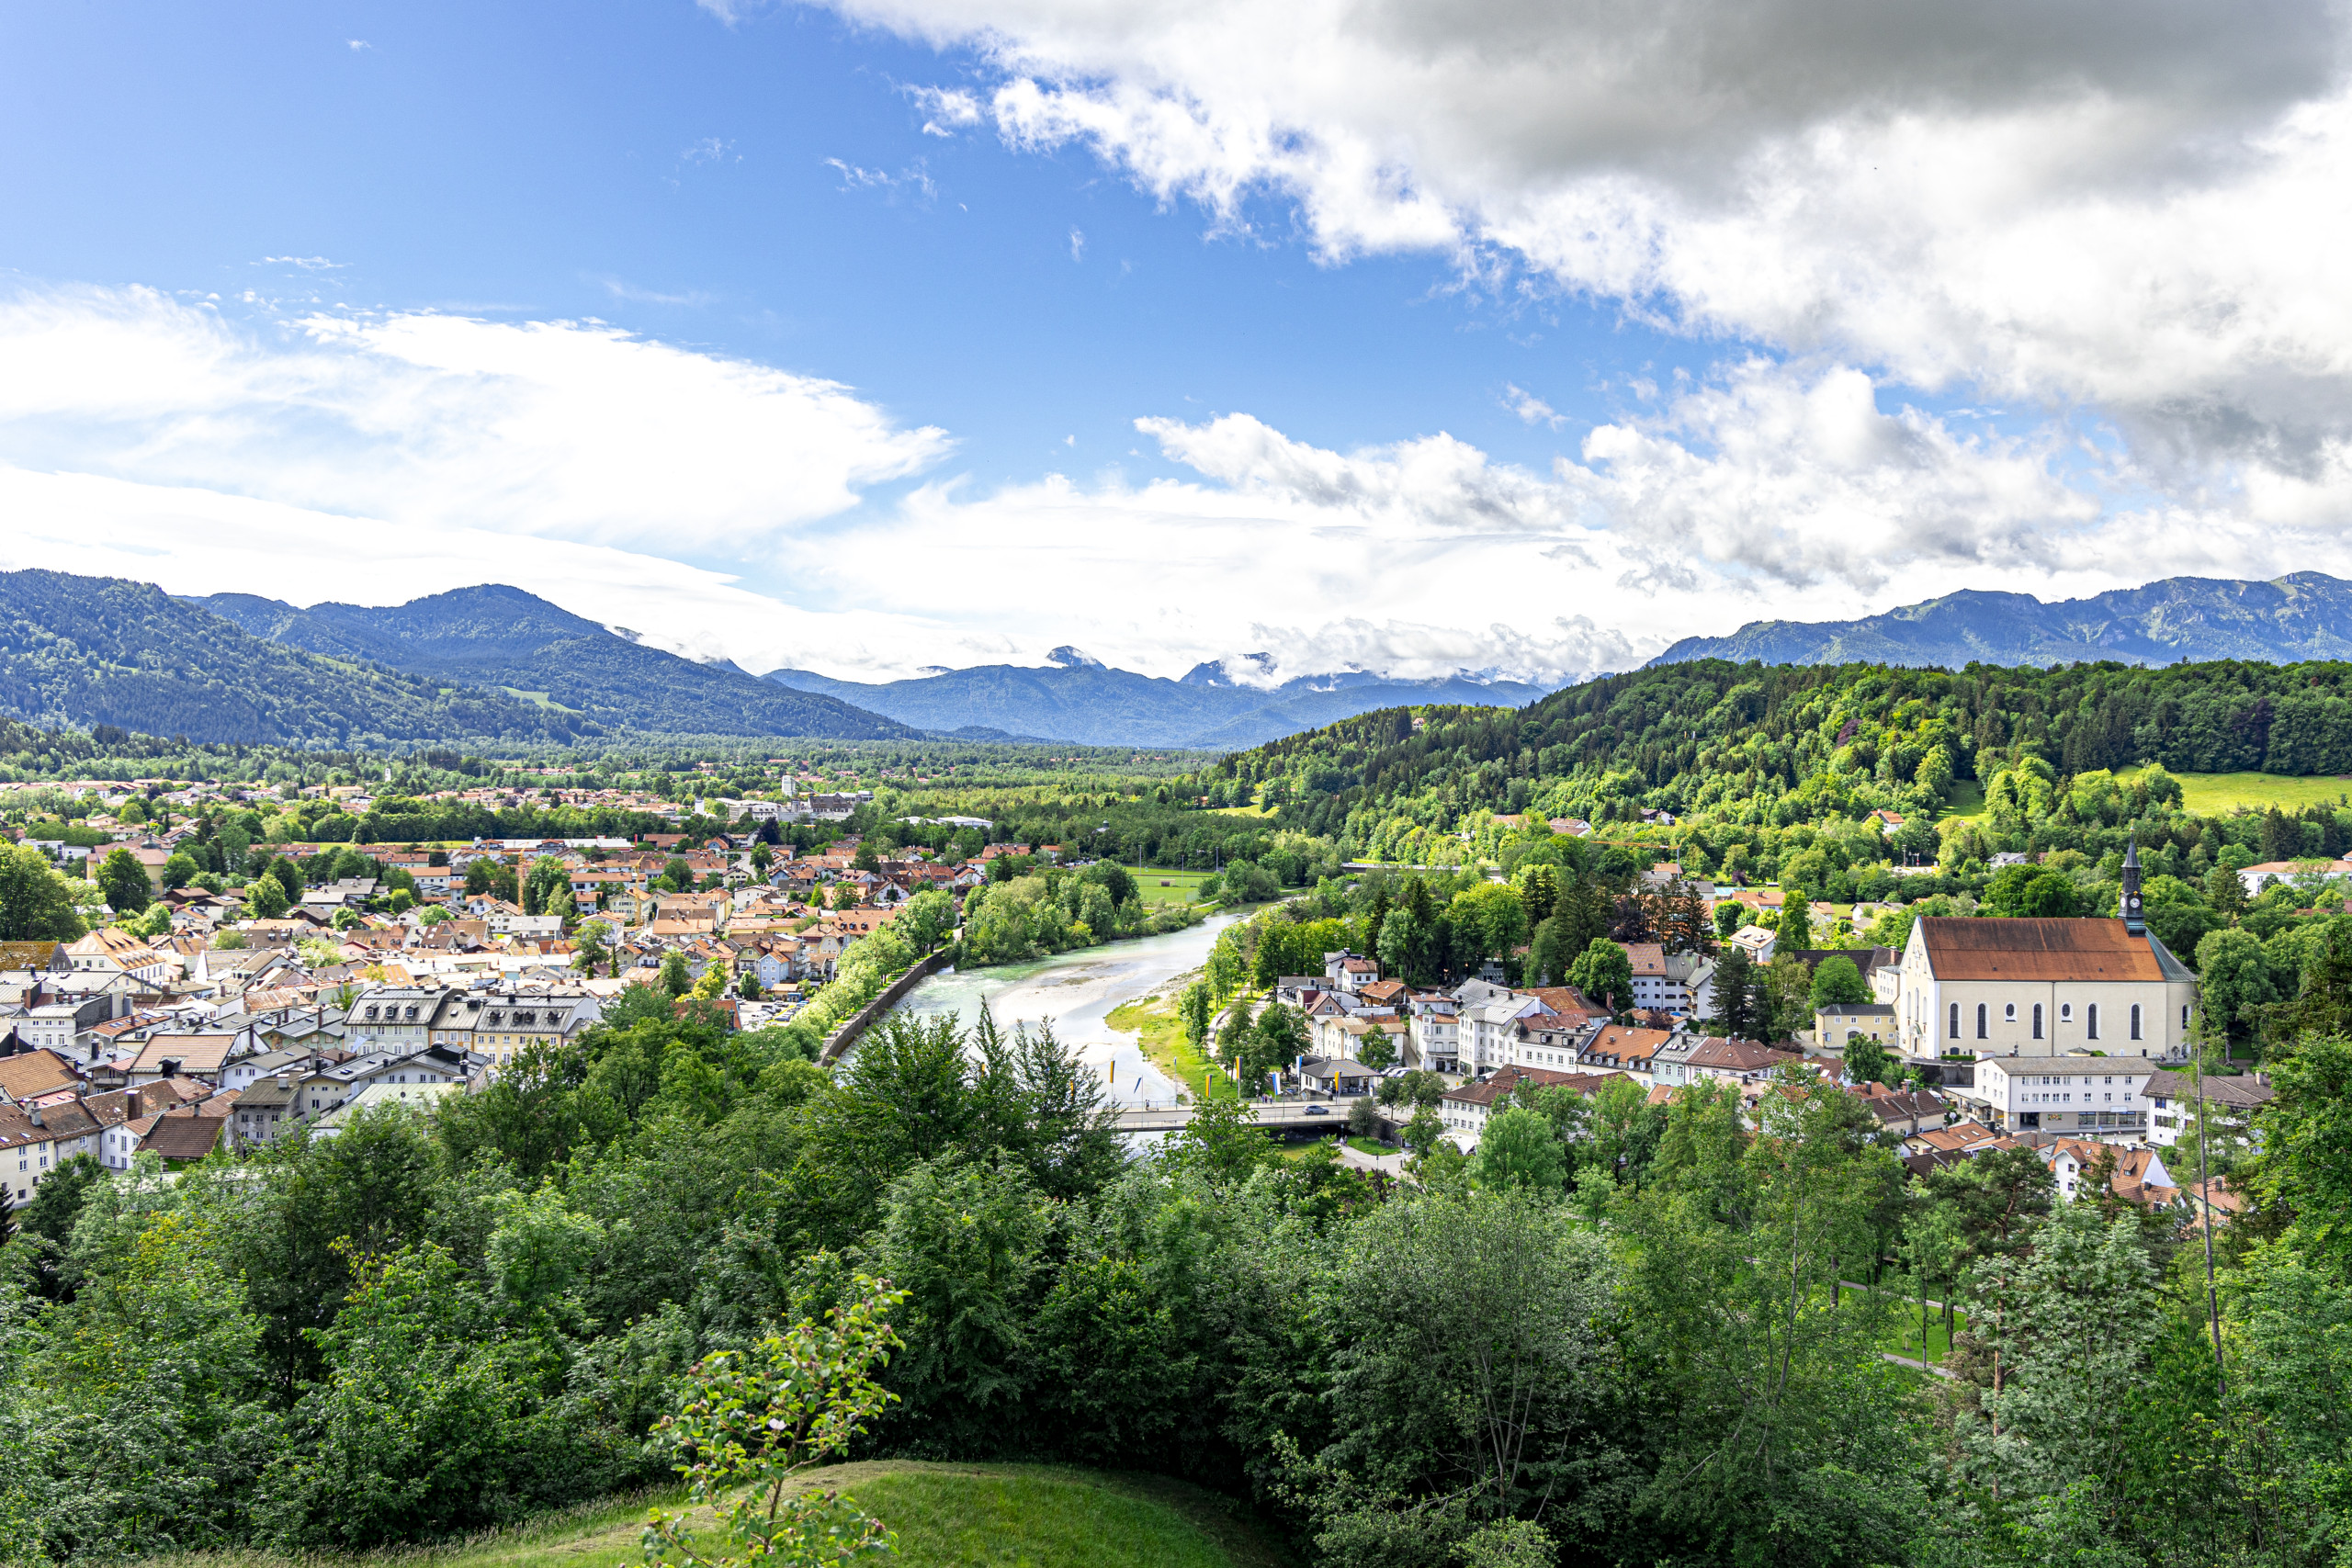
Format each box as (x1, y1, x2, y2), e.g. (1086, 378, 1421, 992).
(1961, 1054, 2157, 1139)
(17, 995, 124, 1064)
(1901, 1118, 2014, 1160)
(0, 1102, 71, 1207)
(1894, 851, 2198, 1063)
(1455, 982, 1560, 1075)
(2141, 1068, 2274, 1149)
(126, 1033, 242, 1085)
(2040, 1137, 2178, 1207)
(1815, 1001, 1897, 1050)
(1324, 951, 1377, 992)
(314, 1079, 463, 1134)
(136, 1103, 230, 1167)
(0, 1046, 85, 1106)
(231, 1068, 353, 1145)
(1312, 1014, 1408, 1066)
(2234, 858, 2352, 898)
(1679, 1037, 1804, 1087)
(1869, 809, 1905, 835)
(427, 988, 601, 1066)
(1407, 994, 1460, 1073)
(1728, 925, 1779, 964)
(347, 987, 447, 1055)
(1298, 1056, 1379, 1096)
(1438, 1064, 1622, 1152)
(1576, 1024, 1673, 1081)
(1849, 1081, 1949, 1137)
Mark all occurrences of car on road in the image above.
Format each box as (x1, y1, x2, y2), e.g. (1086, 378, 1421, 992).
(1304, 1105, 1329, 1115)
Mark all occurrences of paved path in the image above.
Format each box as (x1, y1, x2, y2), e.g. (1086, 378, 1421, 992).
(1881, 1352, 1953, 1381)
(1115, 1100, 1360, 1132)
(1334, 1140, 1410, 1176)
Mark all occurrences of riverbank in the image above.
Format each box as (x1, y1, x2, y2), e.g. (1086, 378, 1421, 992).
(886, 914, 1242, 1109)
(1105, 976, 1235, 1101)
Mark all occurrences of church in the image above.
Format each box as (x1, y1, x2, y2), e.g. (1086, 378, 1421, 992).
(1894, 844, 2199, 1062)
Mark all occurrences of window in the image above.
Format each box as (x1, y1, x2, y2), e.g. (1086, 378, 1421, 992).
(2182, 1004, 2191, 1031)
(1950, 1002, 1960, 1039)
(2032, 1003, 2044, 1040)
(2005, 1002, 2017, 1021)
(2061, 1003, 2073, 1022)
(1976, 1004, 1988, 1039)
(2130, 1005, 2143, 1041)
(2086, 1004, 2099, 1040)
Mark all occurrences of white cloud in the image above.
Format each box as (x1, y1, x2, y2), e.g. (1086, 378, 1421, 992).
(255, 255, 345, 271)
(908, 85, 983, 137)
(1069, 226, 1084, 261)
(11, 282, 2350, 693)
(0, 284, 951, 552)
(830, 0, 2352, 506)
(1503, 384, 1561, 428)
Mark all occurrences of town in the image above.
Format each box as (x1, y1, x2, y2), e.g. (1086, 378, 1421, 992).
(2, 762, 2259, 1248)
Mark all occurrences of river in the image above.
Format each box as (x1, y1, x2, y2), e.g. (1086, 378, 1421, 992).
(884, 913, 1241, 1110)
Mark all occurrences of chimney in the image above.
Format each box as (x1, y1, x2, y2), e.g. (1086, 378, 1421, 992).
(29, 1105, 41, 1127)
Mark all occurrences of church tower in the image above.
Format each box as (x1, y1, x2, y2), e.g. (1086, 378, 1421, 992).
(2120, 837, 2145, 935)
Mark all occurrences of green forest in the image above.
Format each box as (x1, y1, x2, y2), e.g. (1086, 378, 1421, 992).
(5, 986, 2347, 1568)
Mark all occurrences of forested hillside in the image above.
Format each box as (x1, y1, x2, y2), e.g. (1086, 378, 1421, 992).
(0, 570, 582, 747)
(198, 585, 916, 741)
(1209, 658, 2352, 844)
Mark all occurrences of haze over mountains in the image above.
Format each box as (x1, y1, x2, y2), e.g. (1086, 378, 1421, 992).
(13, 568, 2352, 754)
(0, 570, 1553, 750)
(765, 649, 1555, 750)
(1651, 572, 2352, 670)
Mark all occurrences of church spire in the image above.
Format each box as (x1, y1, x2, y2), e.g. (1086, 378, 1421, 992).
(2120, 836, 2144, 935)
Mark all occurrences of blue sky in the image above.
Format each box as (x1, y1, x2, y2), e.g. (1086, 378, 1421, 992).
(0, 0, 1697, 475)
(0, 0, 2346, 682)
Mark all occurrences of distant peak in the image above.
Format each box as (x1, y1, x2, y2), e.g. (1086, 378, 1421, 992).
(1045, 645, 1104, 669)
(608, 626, 642, 644)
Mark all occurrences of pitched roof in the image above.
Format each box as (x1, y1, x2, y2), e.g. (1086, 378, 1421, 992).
(0, 1048, 82, 1101)
(1580, 1025, 1672, 1065)
(1916, 917, 2176, 982)
(1687, 1038, 1803, 1074)
(2143, 1070, 2275, 1110)
(140, 1109, 226, 1161)
(128, 1034, 240, 1074)
(1444, 1063, 1621, 1108)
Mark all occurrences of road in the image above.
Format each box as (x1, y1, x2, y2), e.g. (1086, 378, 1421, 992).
(1114, 1099, 1367, 1132)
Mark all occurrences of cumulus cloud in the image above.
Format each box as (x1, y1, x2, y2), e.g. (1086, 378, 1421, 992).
(6, 281, 2341, 691)
(0, 284, 951, 551)
(833, 0, 2352, 502)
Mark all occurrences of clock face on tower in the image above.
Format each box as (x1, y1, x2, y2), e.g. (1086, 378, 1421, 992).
(2129, 896, 2142, 909)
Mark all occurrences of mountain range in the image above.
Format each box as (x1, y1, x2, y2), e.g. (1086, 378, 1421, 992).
(764, 648, 1557, 750)
(0, 570, 1551, 750)
(1650, 572, 2352, 669)
(194, 586, 913, 741)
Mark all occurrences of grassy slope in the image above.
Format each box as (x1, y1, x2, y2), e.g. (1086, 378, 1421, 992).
(147, 1465, 1288, 1568)
(2115, 767, 2352, 815)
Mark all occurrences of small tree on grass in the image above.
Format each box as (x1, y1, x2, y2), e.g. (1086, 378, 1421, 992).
(1348, 1095, 1381, 1140)
(643, 1274, 909, 1568)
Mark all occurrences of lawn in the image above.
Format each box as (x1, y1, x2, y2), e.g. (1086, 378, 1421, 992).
(2118, 767, 2352, 816)
(1129, 866, 1216, 906)
(141, 1465, 1289, 1568)
(1938, 779, 1987, 821)
(1883, 1304, 1970, 1366)
(1106, 992, 1235, 1100)
(1345, 1135, 1395, 1157)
